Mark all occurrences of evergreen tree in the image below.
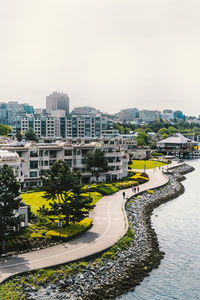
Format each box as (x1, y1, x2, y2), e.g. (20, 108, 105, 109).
(16, 131, 23, 142)
(42, 160, 94, 225)
(24, 128, 38, 142)
(0, 165, 21, 255)
(84, 149, 109, 183)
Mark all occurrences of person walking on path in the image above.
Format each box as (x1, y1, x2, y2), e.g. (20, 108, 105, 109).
(137, 186, 139, 193)
(122, 191, 126, 199)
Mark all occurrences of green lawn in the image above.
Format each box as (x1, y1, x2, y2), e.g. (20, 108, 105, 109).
(22, 191, 102, 214)
(129, 160, 167, 170)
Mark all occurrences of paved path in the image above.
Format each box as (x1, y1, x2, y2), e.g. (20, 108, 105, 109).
(0, 161, 182, 283)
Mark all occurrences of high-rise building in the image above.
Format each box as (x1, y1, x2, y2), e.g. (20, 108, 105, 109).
(118, 108, 139, 121)
(46, 92, 69, 116)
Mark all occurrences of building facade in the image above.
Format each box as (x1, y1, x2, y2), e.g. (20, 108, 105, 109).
(1, 138, 129, 188)
(0, 150, 28, 228)
(46, 91, 69, 116)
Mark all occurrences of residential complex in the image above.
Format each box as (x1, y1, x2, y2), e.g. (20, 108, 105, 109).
(0, 137, 130, 189)
(0, 150, 28, 228)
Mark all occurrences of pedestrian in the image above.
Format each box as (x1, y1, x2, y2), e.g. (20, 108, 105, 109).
(134, 187, 137, 193)
(137, 186, 139, 192)
(122, 191, 125, 199)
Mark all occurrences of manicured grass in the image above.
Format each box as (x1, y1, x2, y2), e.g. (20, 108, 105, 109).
(45, 218, 92, 239)
(22, 191, 102, 214)
(129, 160, 167, 170)
(21, 191, 50, 214)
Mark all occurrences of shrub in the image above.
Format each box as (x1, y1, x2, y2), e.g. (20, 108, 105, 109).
(115, 181, 138, 189)
(102, 251, 116, 260)
(146, 189, 155, 194)
(151, 152, 162, 156)
(96, 184, 118, 195)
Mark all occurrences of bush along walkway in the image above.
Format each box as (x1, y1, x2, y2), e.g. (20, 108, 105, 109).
(0, 163, 194, 299)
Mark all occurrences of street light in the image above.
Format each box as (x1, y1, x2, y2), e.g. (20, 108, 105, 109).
(58, 204, 62, 242)
(87, 185, 91, 202)
(144, 159, 147, 173)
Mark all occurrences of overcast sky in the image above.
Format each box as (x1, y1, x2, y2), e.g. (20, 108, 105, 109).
(1, 0, 200, 115)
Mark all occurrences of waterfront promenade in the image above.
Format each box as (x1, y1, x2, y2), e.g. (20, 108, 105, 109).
(0, 161, 181, 283)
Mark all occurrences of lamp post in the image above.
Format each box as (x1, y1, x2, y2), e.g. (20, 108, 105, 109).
(88, 185, 91, 202)
(144, 159, 147, 173)
(58, 204, 62, 242)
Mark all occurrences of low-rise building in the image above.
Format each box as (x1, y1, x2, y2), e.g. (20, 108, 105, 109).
(1, 138, 129, 188)
(0, 150, 28, 229)
(157, 133, 199, 157)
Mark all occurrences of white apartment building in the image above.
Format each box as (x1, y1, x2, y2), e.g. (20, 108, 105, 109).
(0, 150, 28, 228)
(1, 138, 129, 188)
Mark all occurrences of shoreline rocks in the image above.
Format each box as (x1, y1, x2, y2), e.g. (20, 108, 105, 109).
(21, 164, 195, 299)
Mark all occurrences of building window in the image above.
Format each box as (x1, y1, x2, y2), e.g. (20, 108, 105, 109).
(44, 160, 49, 166)
(30, 151, 38, 157)
(30, 171, 38, 178)
(30, 161, 38, 169)
(65, 159, 72, 167)
(64, 150, 72, 156)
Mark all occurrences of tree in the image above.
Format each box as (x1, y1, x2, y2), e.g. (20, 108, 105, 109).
(162, 133, 169, 139)
(16, 131, 23, 142)
(0, 124, 12, 136)
(158, 127, 169, 135)
(42, 160, 94, 225)
(84, 149, 109, 183)
(168, 126, 177, 135)
(145, 127, 152, 133)
(136, 132, 149, 146)
(24, 128, 38, 142)
(0, 165, 21, 255)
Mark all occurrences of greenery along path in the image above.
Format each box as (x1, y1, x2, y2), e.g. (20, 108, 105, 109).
(0, 161, 183, 284)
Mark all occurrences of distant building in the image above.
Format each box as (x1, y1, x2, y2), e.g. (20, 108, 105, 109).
(139, 110, 158, 123)
(173, 110, 183, 120)
(118, 108, 139, 121)
(12, 114, 116, 139)
(163, 109, 173, 114)
(0, 101, 34, 127)
(46, 92, 69, 116)
(71, 106, 100, 115)
(161, 112, 174, 121)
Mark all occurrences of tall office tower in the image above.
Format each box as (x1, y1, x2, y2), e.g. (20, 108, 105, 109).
(46, 92, 69, 116)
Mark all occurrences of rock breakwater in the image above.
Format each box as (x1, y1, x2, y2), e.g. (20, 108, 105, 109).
(18, 164, 195, 300)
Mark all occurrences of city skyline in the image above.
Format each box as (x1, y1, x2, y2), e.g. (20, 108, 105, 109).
(1, 1, 200, 115)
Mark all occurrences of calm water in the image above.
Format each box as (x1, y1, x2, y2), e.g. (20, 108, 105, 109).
(119, 159, 200, 300)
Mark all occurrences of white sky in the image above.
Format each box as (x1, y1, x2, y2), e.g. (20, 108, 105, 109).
(0, 0, 200, 115)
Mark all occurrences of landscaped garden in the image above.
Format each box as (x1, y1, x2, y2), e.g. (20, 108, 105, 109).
(1, 159, 150, 256)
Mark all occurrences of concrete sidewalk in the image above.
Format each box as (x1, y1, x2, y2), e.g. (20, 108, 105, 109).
(0, 161, 182, 283)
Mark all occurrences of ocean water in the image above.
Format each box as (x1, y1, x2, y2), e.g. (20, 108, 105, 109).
(118, 159, 200, 300)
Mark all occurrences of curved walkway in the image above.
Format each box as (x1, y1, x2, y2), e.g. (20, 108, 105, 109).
(0, 161, 182, 283)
